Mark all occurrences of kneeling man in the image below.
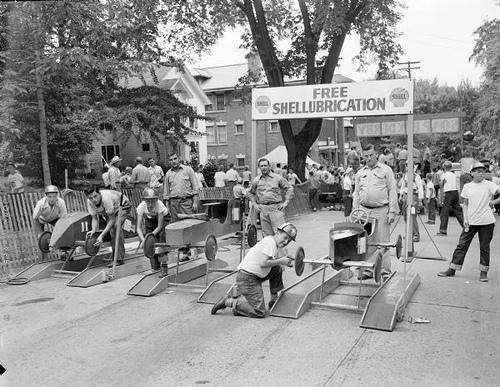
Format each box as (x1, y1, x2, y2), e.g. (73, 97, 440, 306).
(211, 223, 297, 318)
(137, 188, 169, 276)
(33, 185, 67, 236)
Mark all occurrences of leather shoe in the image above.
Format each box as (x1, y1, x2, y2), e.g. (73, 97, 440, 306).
(108, 260, 124, 268)
(211, 296, 228, 315)
(437, 268, 455, 277)
(436, 231, 447, 236)
(479, 271, 488, 282)
(425, 221, 435, 224)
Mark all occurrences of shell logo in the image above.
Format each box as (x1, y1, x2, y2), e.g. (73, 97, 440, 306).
(255, 95, 271, 113)
(389, 88, 409, 107)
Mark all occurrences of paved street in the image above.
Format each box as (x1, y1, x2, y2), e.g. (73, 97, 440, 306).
(1, 210, 499, 387)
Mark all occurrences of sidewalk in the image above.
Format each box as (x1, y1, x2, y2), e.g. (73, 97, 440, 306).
(1, 210, 499, 386)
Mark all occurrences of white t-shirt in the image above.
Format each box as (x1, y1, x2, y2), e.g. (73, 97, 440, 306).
(441, 171, 457, 192)
(343, 175, 352, 191)
(214, 171, 226, 187)
(136, 200, 169, 219)
(195, 172, 205, 187)
(238, 236, 278, 278)
(225, 168, 240, 182)
(461, 180, 499, 225)
(426, 181, 436, 199)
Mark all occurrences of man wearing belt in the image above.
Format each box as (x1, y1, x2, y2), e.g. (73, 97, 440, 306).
(211, 222, 297, 318)
(163, 153, 201, 261)
(131, 157, 151, 191)
(353, 143, 398, 280)
(248, 158, 294, 237)
(225, 163, 241, 186)
(437, 160, 464, 235)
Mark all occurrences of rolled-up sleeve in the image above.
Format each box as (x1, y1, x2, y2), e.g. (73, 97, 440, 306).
(386, 169, 398, 213)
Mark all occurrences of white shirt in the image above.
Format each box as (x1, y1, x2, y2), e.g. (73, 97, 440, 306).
(149, 165, 164, 188)
(343, 175, 352, 191)
(136, 200, 169, 219)
(441, 171, 458, 192)
(399, 173, 424, 200)
(195, 172, 205, 187)
(461, 180, 499, 225)
(214, 171, 226, 187)
(426, 181, 436, 199)
(238, 236, 278, 278)
(225, 168, 240, 182)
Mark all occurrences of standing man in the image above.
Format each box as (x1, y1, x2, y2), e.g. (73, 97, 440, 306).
(399, 164, 424, 243)
(32, 185, 67, 236)
(108, 156, 122, 191)
(438, 162, 500, 282)
(84, 186, 132, 267)
(163, 153, 201, 261)
(225, 163, 241, 186)
(437, 160, 464, 236)
(242, 166, 252, 187)
(248, 158, 294, 238)
(148, 157, 164, 194)
(307, 170, 322, 212)
(353, 144, 398, 279)
(6, 162, 25, 193)
(347, 147, 360, 173)
(131, 157, 151, 191)
(397, 145, 408, 174)
(342, 168, 354, 220)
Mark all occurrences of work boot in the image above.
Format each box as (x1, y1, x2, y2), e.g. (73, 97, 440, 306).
(211, 295, 229, 315)
(268, 293, 278, 309)
(437, 268, 455, 277)
(158, 263, 169, 278)
(479, 271, 488, 282)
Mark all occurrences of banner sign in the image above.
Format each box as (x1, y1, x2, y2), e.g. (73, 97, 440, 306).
(354, 112, 463, 137)
(251, 79, 414, 120)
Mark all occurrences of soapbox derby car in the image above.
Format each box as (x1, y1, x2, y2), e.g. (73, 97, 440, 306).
(294, 208, 403, 283)
(141, 198, 258, 262)
(37, 211, 137, 259)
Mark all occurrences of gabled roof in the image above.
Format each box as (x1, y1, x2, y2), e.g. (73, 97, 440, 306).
(192, 63, 355, 92)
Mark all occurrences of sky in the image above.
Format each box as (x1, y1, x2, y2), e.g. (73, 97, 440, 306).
(193, 0, 499, 87)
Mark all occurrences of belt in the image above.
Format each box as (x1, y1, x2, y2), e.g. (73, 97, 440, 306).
(135, 182, 149, 184)
(260, 201, 281, 205)
(170, 195, 194, 200)
(361, 204, 387, 209)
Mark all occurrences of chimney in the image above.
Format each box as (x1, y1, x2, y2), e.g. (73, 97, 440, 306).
(246, 50, 262, 76)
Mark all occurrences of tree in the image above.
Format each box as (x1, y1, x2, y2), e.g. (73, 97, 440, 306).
(470, 15, 500, 140)
(174, 0, 404, 178)
(0, 0, 219, 186)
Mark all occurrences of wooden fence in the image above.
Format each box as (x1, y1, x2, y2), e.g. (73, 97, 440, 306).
(0, 185, 314, 280)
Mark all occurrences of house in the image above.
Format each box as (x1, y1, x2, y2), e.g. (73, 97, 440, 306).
(86, 65, 210, 173)
(192, 53, 357, 169)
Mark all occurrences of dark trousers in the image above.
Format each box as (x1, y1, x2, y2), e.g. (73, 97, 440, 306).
(308, 188, 320, 210)
(145, 217, 167, 269)
(109, 206, 131, 263)
(343, 190, 352, 217)
(440, 190, 464, 233)
(427, 197, 437, 222)
(450, 223, 495, 272)
(232, 266, 284, 318)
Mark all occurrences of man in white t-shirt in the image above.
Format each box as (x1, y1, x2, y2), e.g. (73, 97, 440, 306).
(437, 160, 464, 235)
(211, 223, 297, 318)
(225, 163, 241, 186)
(438, 162, 500, 282)
(136, 188, 169, 276)
(84, 186, 132, 266)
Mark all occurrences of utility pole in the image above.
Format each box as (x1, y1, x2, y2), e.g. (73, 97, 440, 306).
(397, 61, 421, 79)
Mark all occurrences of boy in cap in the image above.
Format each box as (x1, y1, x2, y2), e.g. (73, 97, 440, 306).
(211, 223, 297, 318)
(33, 185, 67, 236)
(136, 188, 169, 276)
(438, 162, 500, 282)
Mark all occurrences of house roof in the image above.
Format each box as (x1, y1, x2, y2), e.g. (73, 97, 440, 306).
(192, 63, 355, 92)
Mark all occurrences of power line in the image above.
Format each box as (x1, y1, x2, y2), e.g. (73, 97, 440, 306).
(397, 61, 421, 78)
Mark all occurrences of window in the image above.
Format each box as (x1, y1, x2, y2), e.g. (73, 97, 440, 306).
(216, 94, 225, 111)
(235, 124, 244, 134)
(207, 126, 216, 145)
(269, 121, 279, 133)
(237, 158, 245, 167)
(101, 145, 120, 165)
(217, 125, 227, 144)
(205, 103, 213, 112)
(142, 143, 150, 152)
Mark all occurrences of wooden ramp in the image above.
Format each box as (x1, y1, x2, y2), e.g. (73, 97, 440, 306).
(67, 254, 150, 287)
(10, 261, 65, 282)
(127, 258, 208, 297)
(270, 268, 351, 319)
(197, 270, 238, 304)
(360, 271, 421, 331)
